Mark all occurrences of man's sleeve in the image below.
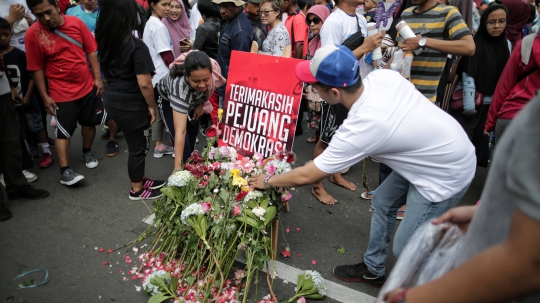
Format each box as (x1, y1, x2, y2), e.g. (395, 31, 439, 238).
(193, 27, 207, 51)
(24, 28, 44, 71)
(292, 15, 307, 47)
(231, 30, 252, 52)
(79, 19, 98, 53)
(320, 19, 342, 46)
(508, 95, 540, 222)
(446, 7, 472, 41)
(313, 134, 368, 174)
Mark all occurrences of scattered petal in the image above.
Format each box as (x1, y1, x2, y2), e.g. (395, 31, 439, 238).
(99, 248, 105, 253)
(125, 259, 133, 264)
(134, 285, 141, 292)
(94, 247, 98, 250)
(103, 261, 110, 265)
(98, 295, 102, 299)
(133, 247, 139, 254)
(281, 247, 291, 258)
(286, 226, 290, 233)
(283, 280, 289, 284)
(123, 277, 129, 281)
(107, 249, 113, 254)
(311, 260, 316, 265)
(296, 254, 302, 257)
(296, 227, 300, 232)
(132, 275, 138, 280)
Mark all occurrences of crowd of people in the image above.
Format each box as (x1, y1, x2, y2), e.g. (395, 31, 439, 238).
(0, 0, 539, 300)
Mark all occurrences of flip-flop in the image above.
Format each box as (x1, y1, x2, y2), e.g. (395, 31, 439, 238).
(360, 191, 373, 200)
(396, 210, 405, 220)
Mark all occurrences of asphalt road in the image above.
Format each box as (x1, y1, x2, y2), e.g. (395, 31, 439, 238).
(0, 122, 487, 303)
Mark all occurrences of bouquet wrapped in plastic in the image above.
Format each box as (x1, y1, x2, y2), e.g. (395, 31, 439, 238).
(375, 222, 464, 302)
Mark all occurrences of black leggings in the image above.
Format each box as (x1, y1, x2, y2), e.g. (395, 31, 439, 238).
(105, 105, 150, 183)
(157, 98, 199, 162)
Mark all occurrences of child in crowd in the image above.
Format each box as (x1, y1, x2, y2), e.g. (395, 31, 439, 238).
(0, 17, 53, 169)
(364, 0, 377, 23)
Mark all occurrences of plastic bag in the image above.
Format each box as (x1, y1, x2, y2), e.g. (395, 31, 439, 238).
(375, 222, 464, 302)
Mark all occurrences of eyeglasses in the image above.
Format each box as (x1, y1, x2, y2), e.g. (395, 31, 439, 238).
(486, 19, 507, 26)
(306, 16, 321, 25)
(258, 9, 276, 16)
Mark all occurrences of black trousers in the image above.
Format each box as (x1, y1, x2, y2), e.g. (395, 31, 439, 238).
(105, 105, 150, 184)
(0, 94, 28, 194)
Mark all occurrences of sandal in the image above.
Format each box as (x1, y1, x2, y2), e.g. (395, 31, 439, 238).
(360, 191, 373, 200)
(307, 136, 318, 143)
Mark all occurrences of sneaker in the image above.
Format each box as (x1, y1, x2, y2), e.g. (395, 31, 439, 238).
(153, 144, 174, 158)
(82, 151, 99, 168)
(332, 262, 386, 288)
(0, 203, 11, 221)
(106, 140, 119, 157)
(143, 178, 166, 189)
(60, 168, 85, 186)
(7, 184, 49, 200)
(40, 153, 54, 168)
(22, 170, 38, 182)
(101, 129, 110, 140)
(48, 137, 55, 147)
(129, 187, 163, 200)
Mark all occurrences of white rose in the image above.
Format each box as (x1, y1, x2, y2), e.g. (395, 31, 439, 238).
(252, 207, 266, 220)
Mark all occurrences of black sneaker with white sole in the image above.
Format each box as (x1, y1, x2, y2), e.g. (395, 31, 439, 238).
(60, 168, 85, 186)
(142, 178, 166, 189)
(129, 187, 163, 200)
(332, 262, 386, 288)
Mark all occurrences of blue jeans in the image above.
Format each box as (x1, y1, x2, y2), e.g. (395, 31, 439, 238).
(363, 172, 470, 277)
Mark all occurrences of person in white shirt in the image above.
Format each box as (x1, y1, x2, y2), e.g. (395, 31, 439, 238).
(143, 0, 176, 158)
(310, 0, 382, 205)
(250, 44, 475, 288)
(0, 0, 34, 51)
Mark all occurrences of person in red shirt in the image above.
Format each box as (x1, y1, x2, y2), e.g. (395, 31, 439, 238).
(283, 0, 308, 59)
(485, 33, 540, 141)
(25, 0, 104, 186)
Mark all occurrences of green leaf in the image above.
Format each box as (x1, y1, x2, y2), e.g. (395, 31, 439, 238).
(337, 247, 346, 254)
(260, 197, 269, 209)
(219, 190, 229, 203)
(147, 292, 171, 303)
(305, 293, 325, 299)
(263, 206, 277, 225)
(186, 276, 195, 285)
(150, 277, 169, 291)
(169, 276, 178, 293)
(244, 209, 258, 220)
(296, 274, 306, 292)
(246, 200, 258, 209)
(235, 216, 260, 228)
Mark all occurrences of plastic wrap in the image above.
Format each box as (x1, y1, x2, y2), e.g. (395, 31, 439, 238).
(375, 222, 464, 302)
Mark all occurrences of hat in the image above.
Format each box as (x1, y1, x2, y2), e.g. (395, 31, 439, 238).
(295, 44, 360, 88)
(480, 0, 489, 4)
(247, 0, 261, 3)
(212, 0, 245, 5)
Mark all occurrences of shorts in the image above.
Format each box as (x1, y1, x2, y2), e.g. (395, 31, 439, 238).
(55, 87, 107, 139)
(320, 102, 348, 144)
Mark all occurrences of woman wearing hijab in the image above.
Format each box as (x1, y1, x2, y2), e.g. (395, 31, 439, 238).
(304, 4, 329, 144)
(450, 4, 510, 164)
(162, 0, 192, 56)
(502, 0, 531, 47)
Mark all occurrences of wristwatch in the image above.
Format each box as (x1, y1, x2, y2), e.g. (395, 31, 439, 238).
(419, 37, 427, 50)
(264, 175, 273, 188)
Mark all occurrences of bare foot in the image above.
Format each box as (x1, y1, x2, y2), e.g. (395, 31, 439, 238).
(311, 186, 337, 205)
(329, 174, 357, 191)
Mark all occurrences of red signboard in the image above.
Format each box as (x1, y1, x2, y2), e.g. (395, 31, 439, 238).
(220, 51, 304, 158)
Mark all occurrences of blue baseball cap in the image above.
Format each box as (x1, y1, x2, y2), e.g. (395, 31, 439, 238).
(295, 44, 360, 88)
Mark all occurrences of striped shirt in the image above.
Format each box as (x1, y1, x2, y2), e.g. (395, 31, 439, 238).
(157, 75, 206, 115)
(400, 4, 471, 102)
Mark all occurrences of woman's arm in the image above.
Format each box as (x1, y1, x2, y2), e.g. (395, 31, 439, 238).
(136, 73, 157, 125)
(172, 110, 188, 171)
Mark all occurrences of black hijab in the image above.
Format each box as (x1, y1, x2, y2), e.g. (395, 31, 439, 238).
(463, 4, 510, 96)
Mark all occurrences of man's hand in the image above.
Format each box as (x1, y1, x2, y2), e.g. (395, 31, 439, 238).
(21, 94, 31, 106)
(180, 39, 193, 53)
(192, 103, 204, 120)
(148, 106, 156, 125)
(44, 96, 58, 115)
(432, 205, 478, 233)
(8, 4, 25, 23)
(249, 174, 267, 189)
(24, 13, 34, 26)
(94, 78, 104, 97)
(363, 33, 384, 53)
(401, 35, 422, 52)
(383, 288, 407, 303)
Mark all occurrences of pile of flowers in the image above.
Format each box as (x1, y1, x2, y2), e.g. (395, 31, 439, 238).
(129, 116, 295, 303)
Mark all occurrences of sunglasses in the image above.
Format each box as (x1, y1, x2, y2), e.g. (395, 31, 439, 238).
(306, 17, 321, 25)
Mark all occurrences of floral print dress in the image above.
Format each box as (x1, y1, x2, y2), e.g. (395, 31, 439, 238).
(261, 22, 290, 57)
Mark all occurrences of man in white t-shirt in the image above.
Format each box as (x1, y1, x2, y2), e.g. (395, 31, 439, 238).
(250, 44, 475, 287)
(311, 0, 382, 205)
